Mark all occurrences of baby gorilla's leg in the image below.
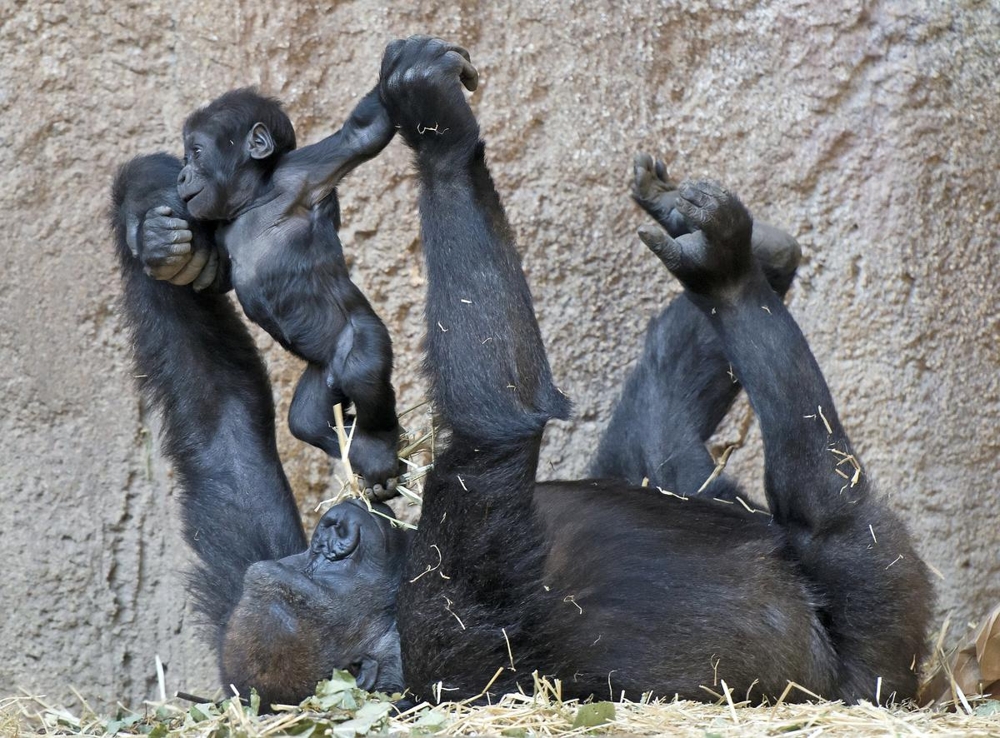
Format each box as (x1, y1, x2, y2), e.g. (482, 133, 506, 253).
(289, 364, 400, 497)
(288, 364, 350, 459)
(329, 312, 402, 497)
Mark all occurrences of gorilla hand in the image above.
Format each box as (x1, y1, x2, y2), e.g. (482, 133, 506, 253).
(140, 206, 219, 290)
(379, 35, 479, 153)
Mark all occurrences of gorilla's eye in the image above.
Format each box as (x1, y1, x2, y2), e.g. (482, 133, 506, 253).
(192, 146, 203, 160)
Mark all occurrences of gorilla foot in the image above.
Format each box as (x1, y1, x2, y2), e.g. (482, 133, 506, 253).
(632, 153, 686, 236)
(633, 156, 801, 296)
(348, 427, 404, 500)
(637, 179, 755, 299)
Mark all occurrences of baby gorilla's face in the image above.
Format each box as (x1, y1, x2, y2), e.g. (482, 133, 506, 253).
(176, 130, 233, 221)
(221, 500, 411, 708)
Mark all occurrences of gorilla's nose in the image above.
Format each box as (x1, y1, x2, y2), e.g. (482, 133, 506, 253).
(311, 504, 362, 562)
(177, 167, 191, 187)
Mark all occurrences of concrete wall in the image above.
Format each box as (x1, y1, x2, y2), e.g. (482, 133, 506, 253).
(1, 0, 997, 709)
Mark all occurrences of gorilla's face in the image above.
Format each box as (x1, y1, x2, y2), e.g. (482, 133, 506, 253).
(221, 500, 411, 707)
(177, 128, 232, 221)
(177, 122, 267, 222)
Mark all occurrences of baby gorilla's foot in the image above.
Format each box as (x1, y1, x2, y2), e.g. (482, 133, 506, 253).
(349, 427, 403, 501)
(638, 179, 756, 299)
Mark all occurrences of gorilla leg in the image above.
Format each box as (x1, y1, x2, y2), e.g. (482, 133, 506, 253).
(290, 315, 401, 493)
(592, 155, 801, 496)
(111, 154, 307, 658)
(288, 363, 348, 457)
(639, 180, 931, 702)
(590, 295, 737, 496)
(329, 310, 402, 493)
(380, 37, 570, 700)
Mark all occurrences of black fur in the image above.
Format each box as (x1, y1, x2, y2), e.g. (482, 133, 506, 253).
(111, 37, 932, 710)
(177, 86, 402, 490)
(110, 153, 307, 660)
(184, 88, 298, 166)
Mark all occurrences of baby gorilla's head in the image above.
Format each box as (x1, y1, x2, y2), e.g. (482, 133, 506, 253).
(177, 88, 297, 221)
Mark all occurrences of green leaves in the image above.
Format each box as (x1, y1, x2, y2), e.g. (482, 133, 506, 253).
(572, 701, 616, 729)
(300, 669, 369, 713)
(293, 670, 394, 736)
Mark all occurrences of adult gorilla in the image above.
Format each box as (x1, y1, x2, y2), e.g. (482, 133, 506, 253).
(111, 36, 930, 708)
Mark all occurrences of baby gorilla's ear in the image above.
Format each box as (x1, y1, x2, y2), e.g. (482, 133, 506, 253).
(247, 122, 276, 160)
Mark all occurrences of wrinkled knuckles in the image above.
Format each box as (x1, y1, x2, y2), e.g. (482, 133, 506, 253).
(676, 179, 752, 245)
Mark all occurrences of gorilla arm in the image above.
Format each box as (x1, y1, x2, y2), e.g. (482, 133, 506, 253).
(111, 153, 307, 647)
(274, 88, 396, 208)
(119, 154, 228, 291)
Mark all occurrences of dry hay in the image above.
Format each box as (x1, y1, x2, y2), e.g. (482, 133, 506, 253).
(5, 671, 1000, 738)
(6, 581, 998, 738)
(317, 400, 435, 528)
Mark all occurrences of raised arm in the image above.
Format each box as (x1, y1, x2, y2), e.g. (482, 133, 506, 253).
(278, 87, 395, 206)
(111, 154, 306, 648)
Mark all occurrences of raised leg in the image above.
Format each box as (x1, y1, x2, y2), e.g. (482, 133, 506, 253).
(380, 37, 570, 701)
(591, 154, 801, 496)
(638, 179, 931, 702)
(329, 309, 402, 493)
(289, 324, 401, 494)
(590, 294, 737, 496)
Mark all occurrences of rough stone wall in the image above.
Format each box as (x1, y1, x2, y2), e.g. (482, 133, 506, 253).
(1, 0, 997, 709)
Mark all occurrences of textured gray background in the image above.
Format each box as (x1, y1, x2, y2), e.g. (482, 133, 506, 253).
(1, 0, 998, 709)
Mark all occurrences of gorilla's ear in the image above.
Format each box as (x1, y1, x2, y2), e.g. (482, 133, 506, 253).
(247, 123, 275, 160)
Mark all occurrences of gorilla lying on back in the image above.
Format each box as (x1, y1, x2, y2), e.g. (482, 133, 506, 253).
(111, 36, 931, 708)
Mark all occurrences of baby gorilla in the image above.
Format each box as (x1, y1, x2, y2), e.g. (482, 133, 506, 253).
(156, 88, 400, 491)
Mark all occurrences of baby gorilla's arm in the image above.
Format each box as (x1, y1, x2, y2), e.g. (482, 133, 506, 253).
(276, 88, 396, 207)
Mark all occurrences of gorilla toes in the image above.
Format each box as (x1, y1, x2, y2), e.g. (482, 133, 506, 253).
(638, 179, 757, 298)
(632, 154, 677, 208)
(631, 154, 690, 238)
(675, 180, 753, 248)
(365, 478, 398, 503)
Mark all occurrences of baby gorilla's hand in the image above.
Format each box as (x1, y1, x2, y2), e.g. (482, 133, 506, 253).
(638, 180, 757, 300)
(141, 206, 218, 290)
